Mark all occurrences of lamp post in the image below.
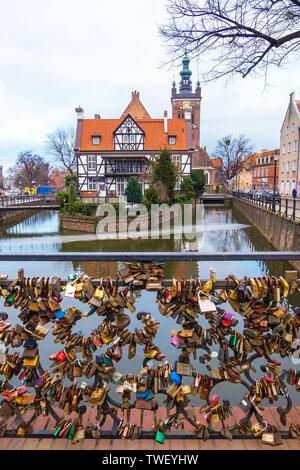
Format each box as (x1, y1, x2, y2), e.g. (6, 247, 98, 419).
(272, 151, 279, 212)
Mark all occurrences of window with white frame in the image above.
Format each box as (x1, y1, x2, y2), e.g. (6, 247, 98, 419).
(168, 136, 176, 145)
(265, 168, 268, 177)
(282, 144, 286, 154)
(281, 162, 284, 172)
(281, 180, 284, 192)
(287, 162, 290, 171)
(92, 136, 100, 145)
(293, 160, 297, 171)
(292, 123, 295, 133)
(261, 168, 264, 177)
(172, 155, 181, 166)
(286, 126, 289, 135)
(288, 142, 291, 153)
(295, 140, 298, 151)
(286, 180, 290, 194)
(88, 178, 97, 191)
(292, 180, 296, 190)
(88, 155, 96, 170)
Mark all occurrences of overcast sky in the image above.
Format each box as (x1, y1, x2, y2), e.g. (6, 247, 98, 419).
(0, 0, 299, 176)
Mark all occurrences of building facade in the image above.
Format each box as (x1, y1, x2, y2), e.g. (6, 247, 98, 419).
(0, 166, 3, 190)
(171, 49, 202, 152)
(191, 147, 224, 189)
(75, 94, 192, 199)
(280, 92, 300, 196)
(251, 149, 280, 191)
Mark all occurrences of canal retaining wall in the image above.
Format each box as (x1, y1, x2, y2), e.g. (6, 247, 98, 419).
(233, 197, 300, 271)
(60, 214, 151, 234)
(0, 209, 39, 226)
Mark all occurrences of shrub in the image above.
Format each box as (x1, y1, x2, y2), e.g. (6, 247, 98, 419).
(56, 191, 69, 204)
(125, 177, 143, 204)
(144, 186, 159, 204)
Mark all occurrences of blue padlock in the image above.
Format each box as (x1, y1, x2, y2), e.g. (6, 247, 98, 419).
(55, 309, 65, 320)
(170, 360, 181, 384)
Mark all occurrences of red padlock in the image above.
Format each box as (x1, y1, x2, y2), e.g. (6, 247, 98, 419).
(55, 351, 66, 362)
(221, 319, 231, 327)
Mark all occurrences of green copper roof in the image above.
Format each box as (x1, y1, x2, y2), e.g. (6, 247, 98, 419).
(180, 49, 192, 76)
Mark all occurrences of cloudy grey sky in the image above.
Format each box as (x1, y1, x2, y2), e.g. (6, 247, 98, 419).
(0, 0, 299, 176)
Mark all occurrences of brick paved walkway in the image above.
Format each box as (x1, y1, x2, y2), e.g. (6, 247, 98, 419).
(0, 406, 299, 451)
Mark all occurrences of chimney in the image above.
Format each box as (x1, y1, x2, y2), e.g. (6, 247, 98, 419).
(132, 91, 140, 100)
(75, 106, 84, 119)
(164, 110, 168, 134)
(94, 114, 100, 119)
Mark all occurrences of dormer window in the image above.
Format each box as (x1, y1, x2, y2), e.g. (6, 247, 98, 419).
(168, 136, 176, 145)
(92, 135, 100, 145)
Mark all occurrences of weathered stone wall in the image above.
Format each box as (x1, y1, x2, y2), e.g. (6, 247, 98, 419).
(60, 214, 97, 233)
(233, 198, 300, 271)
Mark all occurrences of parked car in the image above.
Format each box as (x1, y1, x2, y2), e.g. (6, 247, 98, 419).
(251, 189, 264, 200)
(263, 190, 281, 202)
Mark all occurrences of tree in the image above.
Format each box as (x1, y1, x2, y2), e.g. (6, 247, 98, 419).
(213, 135, 253, 182)
(152, 148, 179, 201)
(180, 175, 196, 201)
(125, 177, 143, 204)
(69, 184, 77, 203)
(46, 127, 76, 174)
(65, 174, 79, 188)
(159, 0, 300, 82)
(144, 186, 160, 204)
(8, 151, 51, 188)
(191, 169, 206, 196)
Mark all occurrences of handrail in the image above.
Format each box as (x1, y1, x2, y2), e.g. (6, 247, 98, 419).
(0, 254, 299, 443)
(0, 251, 299, 261)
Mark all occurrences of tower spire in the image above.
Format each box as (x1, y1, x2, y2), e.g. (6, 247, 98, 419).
(179, 49, 192, 93)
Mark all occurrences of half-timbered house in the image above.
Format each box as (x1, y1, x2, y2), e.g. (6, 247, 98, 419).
(74, 91, 193, 199)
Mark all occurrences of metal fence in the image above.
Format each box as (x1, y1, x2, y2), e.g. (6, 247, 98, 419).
(0, 251, 299, 442)
(234, 192, 300, 222)
(0, 195, 58, 208)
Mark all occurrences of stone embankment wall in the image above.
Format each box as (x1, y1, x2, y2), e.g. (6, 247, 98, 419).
(0, 209, 39, 225)
(233, 198, 300, 271)
(60, 214, 151, 234)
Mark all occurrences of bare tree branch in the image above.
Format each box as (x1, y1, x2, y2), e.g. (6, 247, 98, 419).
(45, 127, 76, 174)
(8, 151, 51, 188)
(213, 135, 254, 181)
(159, 0, 300, 82)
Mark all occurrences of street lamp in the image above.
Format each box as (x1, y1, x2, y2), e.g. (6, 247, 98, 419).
(272, 151, 279, 211)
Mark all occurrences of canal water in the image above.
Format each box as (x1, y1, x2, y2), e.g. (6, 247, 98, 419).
(0, 206, 299, 406)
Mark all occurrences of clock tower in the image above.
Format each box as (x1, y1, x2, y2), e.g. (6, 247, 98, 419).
(171, 49, 202, 151)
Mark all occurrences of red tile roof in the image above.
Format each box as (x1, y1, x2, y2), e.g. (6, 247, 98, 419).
(120, 91, 151, 120)
(211, 157, 222, 168)
(79, 117, 188, 151)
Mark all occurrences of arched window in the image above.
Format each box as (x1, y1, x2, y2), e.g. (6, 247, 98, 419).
(205, 172, 209, 184)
